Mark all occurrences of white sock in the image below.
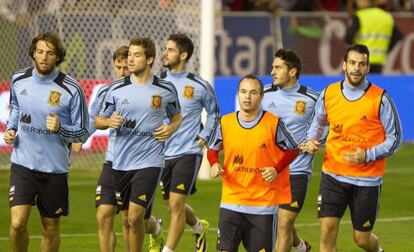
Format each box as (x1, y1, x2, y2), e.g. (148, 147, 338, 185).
(162, 246, 174, 252)
(294, 240, 307, 252)
(153, 219, 161, 237)
(192, 219, 203, 234)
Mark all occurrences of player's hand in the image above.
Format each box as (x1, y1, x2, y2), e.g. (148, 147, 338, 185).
(300, 140, 320, 154)
(46, 112, 61, 132)
(4, 130, 16, 144)
(261, 167, 277, 183)
(343, 146, 366, 164)
(107, 111, 124, 129)
(72, 142, 83, 152)
(198, 138, 206, 149)
(153, 124, 174, 142)
(210, 162, 224, 177)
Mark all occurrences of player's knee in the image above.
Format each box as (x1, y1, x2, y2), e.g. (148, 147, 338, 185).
(278, 216, 295, 232)
(10, 219, 27, 233)
(353, 232, 370, 248)
(168, 198, 185, 214)
(42, 224, 59, 238)
(127, 213, 145, 227)
(96, 207, 113, 225)
(121, 216, 130, 229)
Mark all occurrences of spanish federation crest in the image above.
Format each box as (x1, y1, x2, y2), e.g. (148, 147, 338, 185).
(48, 91, 62, 106)
(151, 95, 162, 109)
(294, 100, 306, 115)
(183, 85, 194, 99)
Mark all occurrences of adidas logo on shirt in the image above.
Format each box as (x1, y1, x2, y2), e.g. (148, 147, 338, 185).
(20, 89, 27, 95)
(268, 102, 276, 108)
(122, 99, 129, 104)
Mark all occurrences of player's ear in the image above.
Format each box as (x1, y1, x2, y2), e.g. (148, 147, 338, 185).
(180, 52, 188, 62)
(289, 68, 297, 78)
(147, 56, 154, 66)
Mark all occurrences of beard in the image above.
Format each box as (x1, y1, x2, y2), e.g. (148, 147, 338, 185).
(345, 70, 365, 86)
(162, 57, 180, 70)
(34, 61, 55, 76)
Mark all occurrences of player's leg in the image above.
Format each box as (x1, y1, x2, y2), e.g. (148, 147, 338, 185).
(96, 204, 116, 252)
(127, 202, 146, 252)
(95, 163, 117, 252)
(40, 217, 61, 252)
(277, 174, 310, 252)
(165, 192, 187, 250)
(318, 174, 349, 252)
(350, 185, 383, 252)
(243, 213, 276, 252)
(9, 164, 35, 252)
(121, 210, 130, 251)
(10, 205, 31, 252)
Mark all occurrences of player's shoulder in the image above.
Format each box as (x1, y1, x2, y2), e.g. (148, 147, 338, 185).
(11, 67, 34, 84)
(153, 75, 177, 93)
(263, 83, 278, 95)
(107, 76, 132, 93)
(297, 84, 319, 102)
(185, 72, 211, 90)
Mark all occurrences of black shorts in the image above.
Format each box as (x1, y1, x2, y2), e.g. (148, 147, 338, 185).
(112, 167, 161, 219)
(9, 163, 69, 218)
(318, 173, 381, 231)
(279, 174, 310, 213)
(160, 155, 202, 200)
(217, 208, 276, 252)
(95, 162, 116, 207)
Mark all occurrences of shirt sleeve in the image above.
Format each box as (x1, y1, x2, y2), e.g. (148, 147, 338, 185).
(198, 82, 220, 142)
(166, 85, 181, 118)
(306, 88, 329, 142)
(98, 88, 116, 118)
(6, 84, 19, 131)
(207, 120, 223, 151)
(275, 119, 298, 151)
(57, 85, 89, 143)
(365, 93, 403, 162)
(88, 85, 109, 135)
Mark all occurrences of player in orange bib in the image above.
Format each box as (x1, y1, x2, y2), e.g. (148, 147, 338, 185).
(207, 74, 299, 251)
(301, 44, 402, 252)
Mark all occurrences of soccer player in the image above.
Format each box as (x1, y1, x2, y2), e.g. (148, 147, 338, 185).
(301, 44, 402, 252)
(73, 46, 130, 252)
(262, 49, 318, 252)
(95, 36, 182, 252)
(159, 34, 219, 252)
(207, 74, 299, 252)
(3, 32, 89, 252)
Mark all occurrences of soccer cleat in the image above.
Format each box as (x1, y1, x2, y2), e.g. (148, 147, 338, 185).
(195, 219, 209, 252)
(149, 218, 164, 252)
(304, 240, 312, 251)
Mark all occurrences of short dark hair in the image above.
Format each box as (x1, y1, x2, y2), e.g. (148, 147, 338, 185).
(29, 32, 66, 66)
(129, 37, 156, 66)
(274, 49, 302, 79)
(112, 45, 129, 62)
(238, 74, 264, 94)
(344, 44, 370, 64)
(167, 34, 194, 62)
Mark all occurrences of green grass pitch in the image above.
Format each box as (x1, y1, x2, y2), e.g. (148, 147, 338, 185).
(0, 144, 413, 251)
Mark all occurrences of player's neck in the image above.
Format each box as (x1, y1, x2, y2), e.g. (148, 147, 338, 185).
(131, 69, 152, 84)
(169, 63, 186, 74)
(239, 109, 260, 122)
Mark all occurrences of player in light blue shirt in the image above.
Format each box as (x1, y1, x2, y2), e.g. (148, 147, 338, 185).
(3, 32, 89, 252)
(159, 34, 219, 252)
(261, 49, 315, 252)
(95, 36, 182, 252)
(302, 44, 401, 252)
(72, 46, 131, 252)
